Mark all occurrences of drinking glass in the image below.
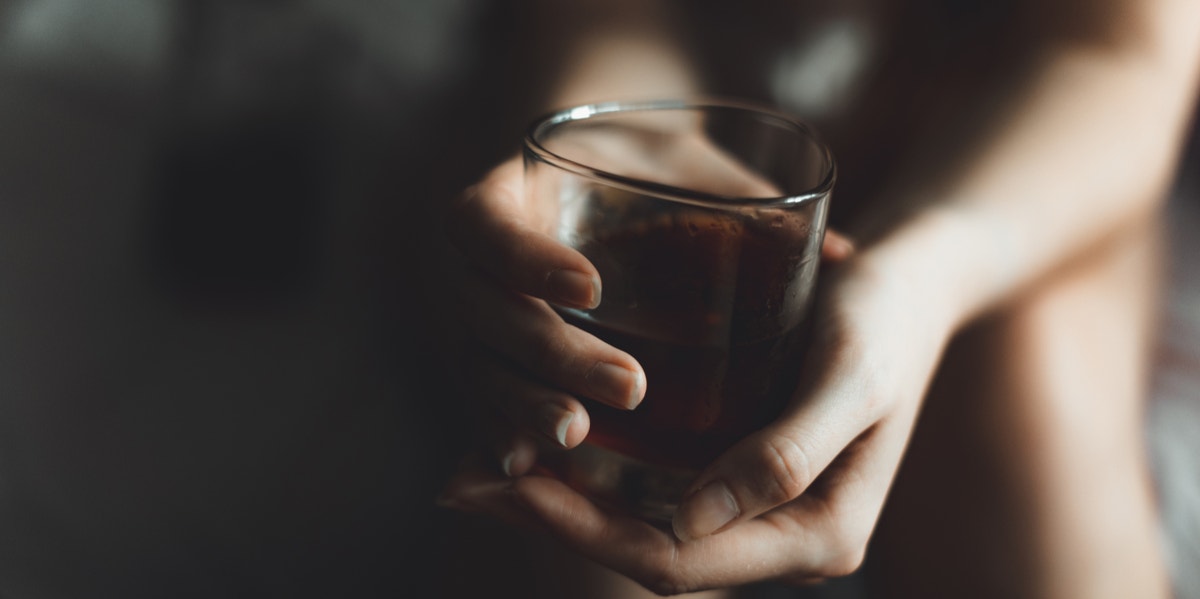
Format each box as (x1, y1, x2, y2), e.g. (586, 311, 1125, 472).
(524, 99, 836, 521)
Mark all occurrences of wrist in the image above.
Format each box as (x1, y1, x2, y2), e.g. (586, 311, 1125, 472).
(845, 205, 988, 336)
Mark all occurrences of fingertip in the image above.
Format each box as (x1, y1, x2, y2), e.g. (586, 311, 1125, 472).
(546, 269, 602, 309)
(619, 364, 647, 410)
(822, 231, 856, 263)
(535, 402, 577, 448)
(589, 274, 602, 309)
(500, 451, 516, 478)
(670, 518, 694, 543)
(585, 361, 647, 410)
(631, 368, 647, 409)
(671, 481, 740, 543)
(497, 435, 538, 477)
(563, 403, 590, 449)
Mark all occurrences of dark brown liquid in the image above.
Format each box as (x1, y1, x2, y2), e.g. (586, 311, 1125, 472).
(565, 314, 805, 468)
(564, 210, 817, 469)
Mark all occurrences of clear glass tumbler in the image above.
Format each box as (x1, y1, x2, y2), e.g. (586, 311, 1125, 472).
(524, 99, 836, 521)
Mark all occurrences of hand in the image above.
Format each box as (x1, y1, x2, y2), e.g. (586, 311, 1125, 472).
(437, 150, 856, 474)
(438, 245, 954, 594)
(436, 157, 642, 470)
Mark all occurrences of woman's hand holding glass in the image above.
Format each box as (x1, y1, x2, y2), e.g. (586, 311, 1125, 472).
(434, 151, 942, 594)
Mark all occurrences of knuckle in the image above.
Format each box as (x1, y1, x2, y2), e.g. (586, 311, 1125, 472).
(756, 434, 813, 504)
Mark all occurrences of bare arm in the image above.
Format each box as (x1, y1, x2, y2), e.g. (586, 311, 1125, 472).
(857, 0, 1200, 330)
(437, 1, 1200, 593)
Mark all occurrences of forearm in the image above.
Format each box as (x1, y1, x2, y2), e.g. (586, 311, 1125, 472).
(854, 1, 1200, 330)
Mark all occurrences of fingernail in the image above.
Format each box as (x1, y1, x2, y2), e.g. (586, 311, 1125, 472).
(546, 269, 601, 309)
(536, 403, 574, 447)
(500, 450, 516, 477)
(672, 481, 740, 542)
(587, 363, 644, 409)
(826, 234, 855, 260)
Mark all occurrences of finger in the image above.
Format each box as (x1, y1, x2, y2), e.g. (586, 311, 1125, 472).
(510, 474, 839, 593)
(449, 461, 867, 591)
(511, 475, 679, 587)
(447, 159, 602, 309)
(670, 319, 879, 543)
(669, 421, 859, 544)
(456, 268, 646, 410)
(821, 230, 855, 263)
(435, 455, 545, 532)
(494, 433, 539, 478)
(466, 349, 592, 449)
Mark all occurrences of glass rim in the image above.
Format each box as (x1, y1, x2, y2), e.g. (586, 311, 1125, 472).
(523, 98, 837, 210)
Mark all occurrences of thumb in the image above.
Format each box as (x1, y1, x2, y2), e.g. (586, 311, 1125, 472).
(670, 393, 865, 542)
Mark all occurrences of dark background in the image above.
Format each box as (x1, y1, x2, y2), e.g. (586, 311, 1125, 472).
(0, 1, 1196, 597)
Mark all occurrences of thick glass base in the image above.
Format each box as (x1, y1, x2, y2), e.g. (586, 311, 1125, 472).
(552, 442, 699, 523)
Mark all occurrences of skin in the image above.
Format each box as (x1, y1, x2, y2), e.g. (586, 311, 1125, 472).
(433, 0, 1200, 596)
(873, 217, 1168, 599)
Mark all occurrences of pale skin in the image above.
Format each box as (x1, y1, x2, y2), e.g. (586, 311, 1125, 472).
(434, 0, 1200, 596)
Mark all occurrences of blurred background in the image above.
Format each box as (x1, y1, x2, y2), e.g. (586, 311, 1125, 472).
(0, 1, 1195, 597)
